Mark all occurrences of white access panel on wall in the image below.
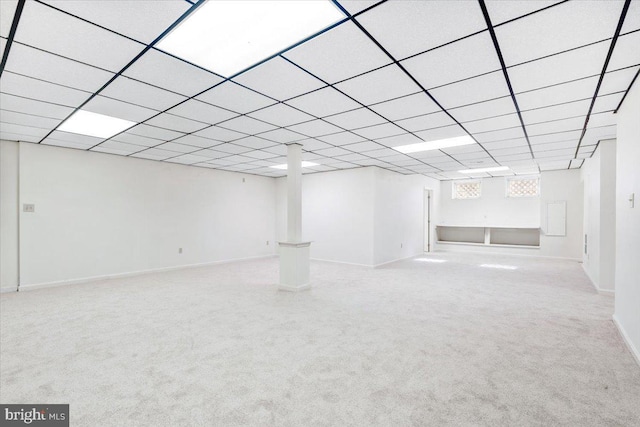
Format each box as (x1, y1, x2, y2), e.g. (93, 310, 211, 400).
(546, 201, 567, 236)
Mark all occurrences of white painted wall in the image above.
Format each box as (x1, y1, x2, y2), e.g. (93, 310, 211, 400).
(0, 140, 19, 291)
(439, 176, 540, 228)
(613, 78, 640, 364)
(15, 142, 276, 288)
(582, 139, 616, 292)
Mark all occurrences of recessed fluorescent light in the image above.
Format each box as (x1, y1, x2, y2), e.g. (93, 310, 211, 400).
(393, 135, 475, 154)
(58, 110, 136, 139)
(459, 166, 510, 174)
(270, 161, 319, 170)
(157, 1, 345, 77)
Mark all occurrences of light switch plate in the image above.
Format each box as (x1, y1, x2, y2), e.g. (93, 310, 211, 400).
(23, 203, 35, 213)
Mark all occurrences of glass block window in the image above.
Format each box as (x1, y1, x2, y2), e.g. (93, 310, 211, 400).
(452, 180, 481, 199)
(507, 176, 539, 197)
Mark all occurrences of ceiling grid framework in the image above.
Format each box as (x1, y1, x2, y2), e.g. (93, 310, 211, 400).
(0, 0, 637, 180)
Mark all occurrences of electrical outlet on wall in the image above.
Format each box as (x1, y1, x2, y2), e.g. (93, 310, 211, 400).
(178, 248, 183, 254)
(23, 204, 35, 213)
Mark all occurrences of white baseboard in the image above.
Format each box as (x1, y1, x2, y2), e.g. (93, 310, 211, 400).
(1, 286, 18, 293)
(434, 244, 581, 262)
(13, 254, 277, 293)
(581, 264, 615, 295)
(310, 257, 373, 267)
(612, 314, 640, 367)
(373, 254, 423, 268)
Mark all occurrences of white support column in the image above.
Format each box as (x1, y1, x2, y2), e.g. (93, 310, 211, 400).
(278, 143, 311, 291)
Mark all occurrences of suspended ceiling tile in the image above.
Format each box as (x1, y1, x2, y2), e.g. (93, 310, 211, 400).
(487, 145, 532, 156)
(287, 119, 343, 138)
(230, 136, 276, 150)
(165, 153, 213, 165)
(482, 138, 530, 150)
(515, 76, 598, 111)
(1, 131, 43, 143)
(334, 65, 420, 106)
(0, 0, 18, 38)
(606, 31, 640, 72)
(337, 0, 382, 16)
(0, 110, 61, 130)
(531, 139, 578, 150)
(360, 147, 400, 157)
(42, 138, 96, 150)
(101, 76, 187, 112)
(582, 125, 616, 144)
(521, 99, 591, 125)
(495, 0, 623, 66)
(111, 132, 163, 147)
(507, 42, 609, 93)
(528, 129, 582, 145)
(218, 116, 277, 135)
(0, 37, 6, 60)
(316, 131, 366, 146)
(402, 32, 501, 90)
(154, 141, 200, 154)
(46, 130, 103, 146)
(283, 21, 392, 84)
(413, 124, 468, 143)
(352, 122, 405, 140)
(242, 150, 279, 160)
(0, 122, 51, 139)
(429, 71, 510, 109)
(587, 111, 617, 128)
(5, 42, 114, 92)
(534, 147, 576, 158)
(324, 108, 386, 129)
(448, 96, 516, 123)
(569, 159, 584, 169)
(233, 56, 325, 101)
(193, 125, 246, 142)
(145, 112, 209, 133)
(127, 124, 184, 141)
(130, 148, 179, 161)
(600, 65, 640, 95)
(196, 81, 275, 114)
(171, 135, 219, 149)
(257, 128, 305, 144)
(342, 140, 386, 152)
(285, 86, 360, 118)
(42, 0, 190, 44)
(395, 112, 457, 133)
(93, 140, 145, 153)
(84, 95, 158, 122)
(15, 1, 145, 72)
(123, 49, 223, 97)
(485, 0, 562, 26)
(356, 0, 486, 60)
(248, 104, 314, 127)
(592, 92, 625, 113)
(368, 92, 441, 121)
(473, 126, 526, 143)
(526, 116, 585, 137)
(92, 145, 140, 156)
(537, 160, 571, 171)
(0, 71, 91, 107)
(621, 0, 640, 33)
(166, 99, 238, 125)
(462, 114, 522, 134)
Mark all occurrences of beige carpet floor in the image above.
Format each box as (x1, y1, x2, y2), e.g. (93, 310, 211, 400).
(1, 252, 639, 426)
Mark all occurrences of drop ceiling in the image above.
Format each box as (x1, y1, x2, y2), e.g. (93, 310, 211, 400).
(0, 0, 637, 180)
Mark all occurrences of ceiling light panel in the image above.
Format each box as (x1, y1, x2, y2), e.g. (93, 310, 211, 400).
(515, 76, 598, 111)
(196, 82, 275, 114)
(58, 109, 136, 138)
(0, 72, 91, 107)
(394, 135, 476, 153)
(15, 1, 145, 72)
(145, 113, 209, 134)
(285, 86, 361, 118)
(283, 21, 391, 83)
(247, 104, 314, 128)
(218, 116, 278, 135)
(507, 43, 609, 93)
(429, 71, 511, 109)
(323, 108, 386, 129)
(484, 0, 562, 26)
(100, 76, 187, 112)
(368, 92, 441, 121)
(287, 119, 343, 138)
(356, 0, 486, 60)
(402, 32, 501, 90)
(166, 100, 238, 125)
(233, 56, 325, 101)
(83, 96, 158, 122)
(42, 0, 190, 44)
(157, 0, 345, 78)
(334, 65, 420, 105)
(606, 31, 640, 72)
(123, 49, 224, 97)
(5, 43, 114, 92)
(395, 112, 457, 133)
(495, 1, 623, 66)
